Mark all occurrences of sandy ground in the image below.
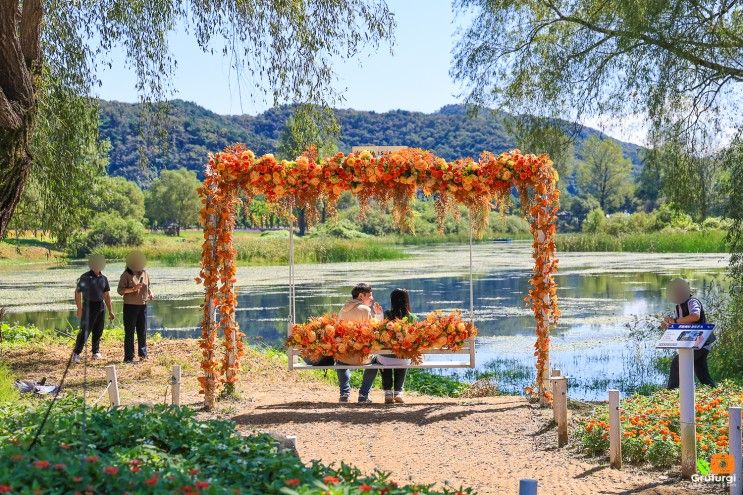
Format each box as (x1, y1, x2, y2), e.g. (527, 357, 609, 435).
(3, 339, 720, 495)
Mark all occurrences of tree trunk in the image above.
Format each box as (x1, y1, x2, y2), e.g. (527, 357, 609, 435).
(0, 126, 34, 239)
(0, 0, 42, 239)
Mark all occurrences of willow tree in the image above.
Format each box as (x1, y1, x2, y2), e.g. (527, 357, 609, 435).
(452, 0, 743, 268)
(0, 0, 395, 238)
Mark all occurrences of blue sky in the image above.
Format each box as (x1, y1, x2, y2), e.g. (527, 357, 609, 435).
(96, 1, 467, 116)
(94, 1, 649, 144)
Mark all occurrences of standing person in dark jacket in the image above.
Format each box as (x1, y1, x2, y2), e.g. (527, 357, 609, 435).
(662, 278, 717, 389)
(118, 251, 154, 363)
(72, 254, 115, 363)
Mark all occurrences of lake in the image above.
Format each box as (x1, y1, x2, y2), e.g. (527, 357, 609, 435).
(1, 242, 729, 399)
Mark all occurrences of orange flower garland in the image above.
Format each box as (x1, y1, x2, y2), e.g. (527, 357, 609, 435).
(197, 145, 560, 406)
(288, 310, 477, 365)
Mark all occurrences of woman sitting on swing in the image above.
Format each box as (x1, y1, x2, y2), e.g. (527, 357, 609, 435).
(377, 288, 418, 404)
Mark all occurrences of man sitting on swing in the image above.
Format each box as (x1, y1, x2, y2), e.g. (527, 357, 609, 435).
(335, 283, 383, 403)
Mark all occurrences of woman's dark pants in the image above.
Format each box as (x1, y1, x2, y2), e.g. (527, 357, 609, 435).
(381, 368, 407, 393)
(123, 304, 148, 362)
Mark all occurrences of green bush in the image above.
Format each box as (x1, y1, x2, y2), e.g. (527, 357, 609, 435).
(0, 363, 18, 404)
(309, 219, 371, 239)
(66, 213, 145, 258)
(0, 399, 472, 494)
(581, 208, 605, 233)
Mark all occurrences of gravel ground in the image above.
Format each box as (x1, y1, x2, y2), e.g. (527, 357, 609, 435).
(3, 338, 721, 495)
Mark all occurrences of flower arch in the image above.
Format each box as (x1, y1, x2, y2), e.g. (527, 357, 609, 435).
(196, 145, 560, 409)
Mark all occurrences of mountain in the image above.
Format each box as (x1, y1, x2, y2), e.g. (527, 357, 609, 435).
(98, 100, 644, 185)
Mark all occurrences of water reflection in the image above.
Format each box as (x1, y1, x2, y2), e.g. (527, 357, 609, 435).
(7, 269, 726, 400)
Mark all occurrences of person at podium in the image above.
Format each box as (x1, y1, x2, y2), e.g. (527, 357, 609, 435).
(661, 278, 716, 389)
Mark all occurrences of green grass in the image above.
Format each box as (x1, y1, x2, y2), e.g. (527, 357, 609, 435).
(98, 231, 407, 266)
(0, 322, 160, 349)
(0, 362, 18, 404)
(556, 230, 728, 253)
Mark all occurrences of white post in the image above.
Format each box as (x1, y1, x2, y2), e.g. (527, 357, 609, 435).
(729, 407, 742, 495)
(608, 389, 622, 470)
(551, 376, 568, 447)
(518, 479, 538, 495)
(105, 365, 120, 407)
(550, 369, 561, 423)
(171, 365, 181, 406)
(678, 349, 696, 479)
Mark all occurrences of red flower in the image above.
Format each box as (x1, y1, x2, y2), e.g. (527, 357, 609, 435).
(53, 463, 67, 471)
(59, 443, 71, 450)
(130, 466, 141, 473)
(189, 468, 200, 476)
(195, 481, 210, 489)
(359, 484, 373, 492)
(323, 475, 339, 485)
(72, 477, 82, 483)
(180, 486, 195, 494)
(144, 475, 159, 486)
(285, 478, 300, 487)
(0, 486, 11, 493)
(32, 460, 50, 469)
(86, 456, 99, 463)
(103, 466, 119, 475)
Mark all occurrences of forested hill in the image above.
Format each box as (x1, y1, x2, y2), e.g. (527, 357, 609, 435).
(98, 99, 643, 184)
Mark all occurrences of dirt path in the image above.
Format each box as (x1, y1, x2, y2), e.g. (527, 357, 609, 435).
(4, 339, 716, 495)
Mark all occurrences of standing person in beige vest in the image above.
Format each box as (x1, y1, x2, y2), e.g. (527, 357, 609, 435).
(118, 251, 154, 363)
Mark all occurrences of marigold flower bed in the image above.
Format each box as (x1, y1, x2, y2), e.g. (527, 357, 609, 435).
(287, 310, 477, 364)
(579, 382, 743, 468)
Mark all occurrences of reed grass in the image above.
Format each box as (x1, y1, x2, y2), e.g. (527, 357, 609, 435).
(556, 230, 727, 253)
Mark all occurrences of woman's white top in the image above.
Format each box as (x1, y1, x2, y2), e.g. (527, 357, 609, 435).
(376, 355, 411, 366)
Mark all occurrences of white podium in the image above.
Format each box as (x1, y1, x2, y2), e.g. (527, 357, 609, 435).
(656, 323, 715, 479)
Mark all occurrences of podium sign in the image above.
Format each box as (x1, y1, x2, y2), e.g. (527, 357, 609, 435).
(656, 323, 715, 350)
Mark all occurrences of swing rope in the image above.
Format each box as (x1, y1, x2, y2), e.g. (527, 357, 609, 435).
(286, 197, 477, 369)
(468, 209, 474, 325)
(288, 200, 297, 326)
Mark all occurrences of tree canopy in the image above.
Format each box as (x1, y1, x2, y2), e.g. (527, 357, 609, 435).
(145, 169, 202, 234)
(577, 136, 634, 211)
(453, 0, 742, 131)
(0, 0, 396, 238)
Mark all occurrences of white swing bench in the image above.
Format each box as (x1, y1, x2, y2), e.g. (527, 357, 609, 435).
(287, 340, 477, 370)
(284, 207, 478, 372)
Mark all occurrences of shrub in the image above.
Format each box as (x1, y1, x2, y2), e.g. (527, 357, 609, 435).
(490, 214, 530, 234)
(0, 363, 17, 404)
(0, 399, 472, 494)
(65, 213, 145, 258)
(581, 208, 605, 233)
(309, 219, 371, 239)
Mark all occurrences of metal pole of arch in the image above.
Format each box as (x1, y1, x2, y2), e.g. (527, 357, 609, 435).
(287, 200, 297, 369)
(467, 209, 475, 368)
